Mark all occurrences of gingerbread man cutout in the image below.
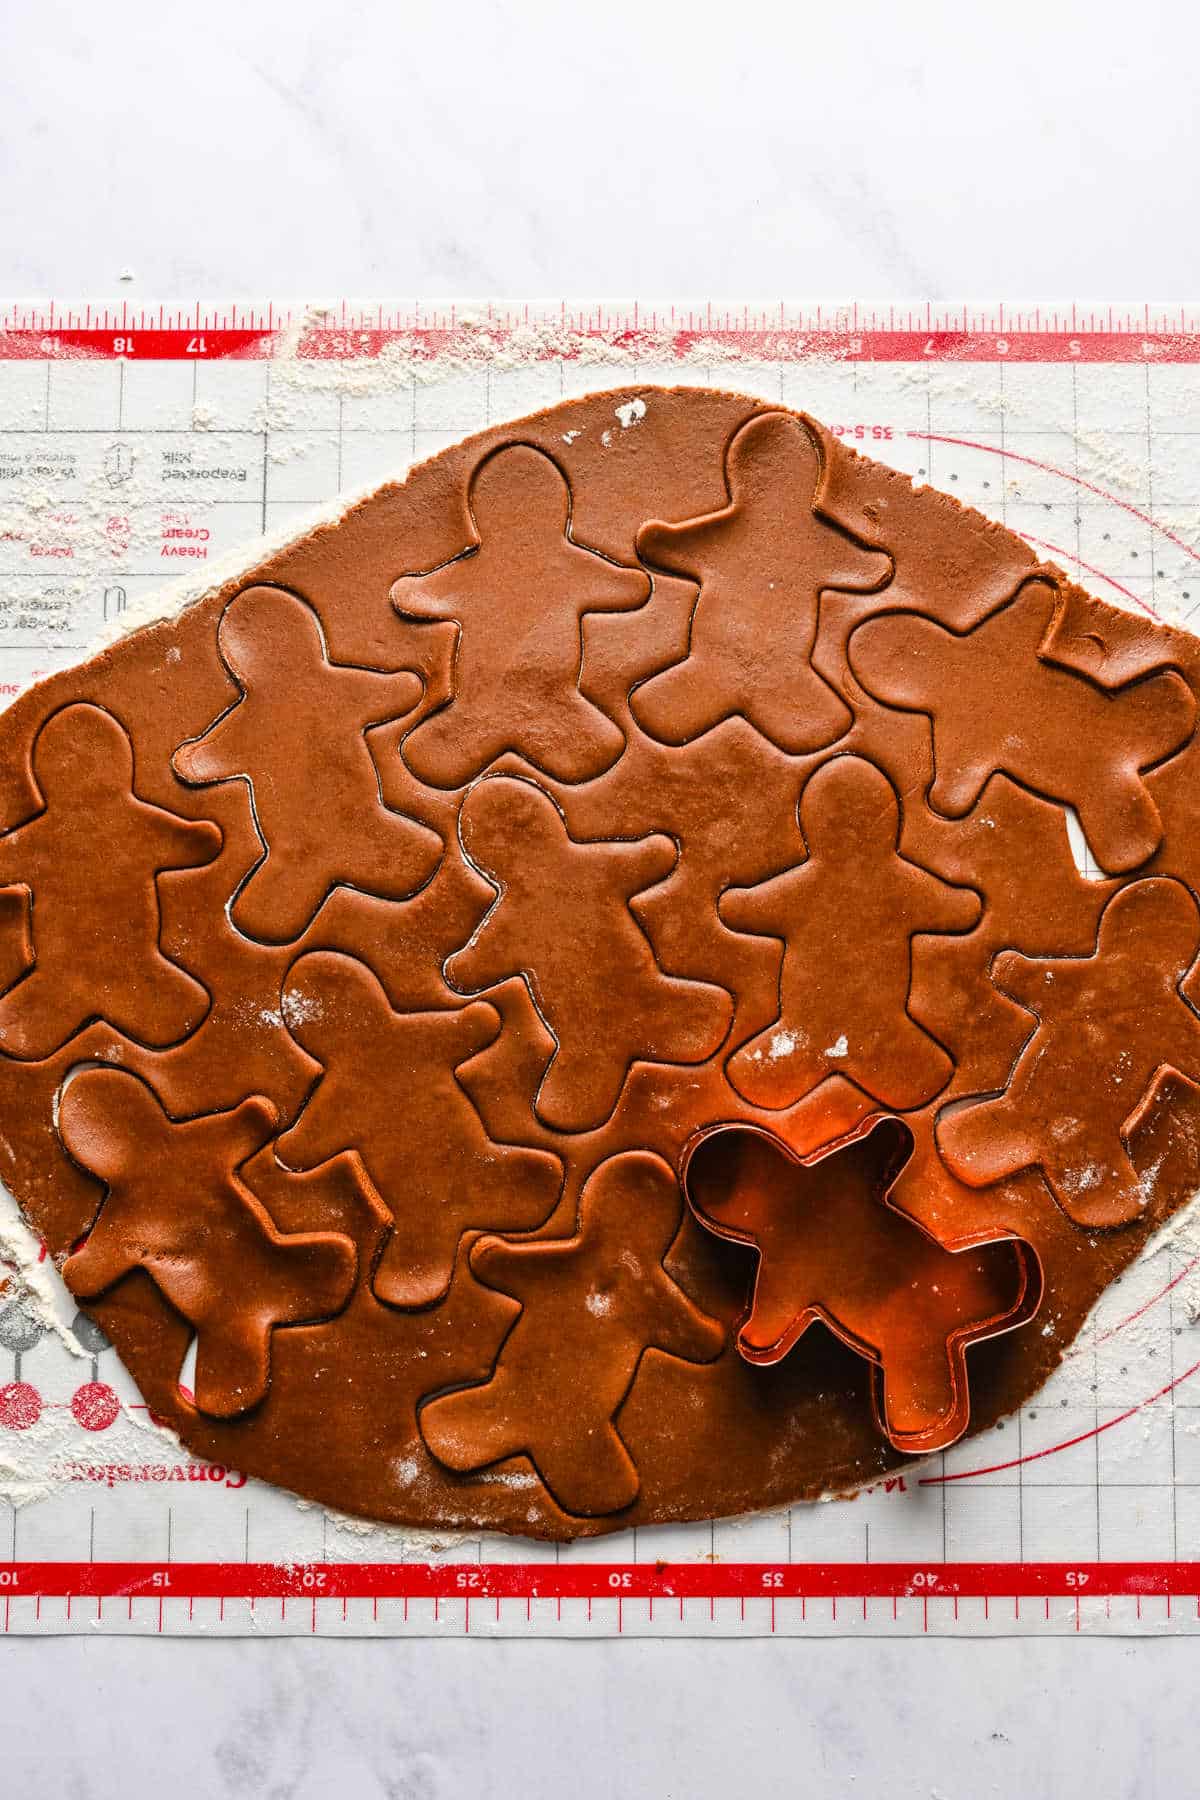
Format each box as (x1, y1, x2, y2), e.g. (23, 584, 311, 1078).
(58, 1068, 356, 1418)
(276, 950, 563, 1308)
(391, 445, 649, 787)
(683, 1120, 1032, 1452)
(0, 704, 221, 1060)
(631, 411, 892, 753)
(850, 580, 1195, 874)
(419, 1151, 724, 1516)
(719, 756, 980, 1112)
(447, 776, 733, 1133)
(938, 878, 1200, 1229)
(174, 585, 441, 943)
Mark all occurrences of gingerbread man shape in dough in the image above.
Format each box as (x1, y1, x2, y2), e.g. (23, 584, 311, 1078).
(938, 877, 1200, 1229)
(447, 776, 733, 1133)
(850, 580, 1195, 874)
(392, 444, 649, 787)
(683, 1119, 1031, 1453)
(720, 755, 980, 1112)
(277, 950, 562, 1308)
(174, 585, 441, 943)
(420, 1150, 725, 1517)
(59, 1068, 356, 1417)
(0, 704, 221, 1060)
(632, 410, 892, 753)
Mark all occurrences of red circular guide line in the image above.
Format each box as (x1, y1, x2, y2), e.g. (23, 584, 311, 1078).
(1087, 1253, 1200, 1348)
(909, 431, 1200, 569)
(1015, 532, 1159, 619)
(920, 1350, 1200, 1486)
(0, 1559, 1193, 1601)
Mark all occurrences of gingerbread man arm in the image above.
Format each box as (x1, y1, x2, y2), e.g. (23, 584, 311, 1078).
(1151, 995, 1200, 1085)
(637, 511, 727, 579)
(1077, 756, 1170, 875)
(571, 547, 650, 614)
(173, 702, 258, 786)
(926, 724, 995, 817)
(391, 557, 471, 623)
(208, 1095, 279, 1166)
(903, 863, 982, 935)
(275, 1084, 349, 1173)
(445, 913, 517, 995)
(647, 1266, 725, 1363)
(609, 833, 679, 898)
(426, 1000, 504, 1066)
(718, 866, 803, 939)
(0, 814, 44, 888)
(143, 802, 223, 871)
(990, 948, 1083, 1013)
(470, 1233, 570, 1299)
(338, 664, 424, 723)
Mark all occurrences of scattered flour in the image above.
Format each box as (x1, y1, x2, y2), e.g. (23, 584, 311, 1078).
(282, 987, 324, 1029)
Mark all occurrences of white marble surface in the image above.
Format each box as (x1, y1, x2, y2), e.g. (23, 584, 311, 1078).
(3, 0, 1198, 298)
(3, 1634, 1194, 1796)
(5, 0, 1200, 1792)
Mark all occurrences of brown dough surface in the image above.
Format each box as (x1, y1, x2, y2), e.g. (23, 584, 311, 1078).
(2, 386, 1200, 1539)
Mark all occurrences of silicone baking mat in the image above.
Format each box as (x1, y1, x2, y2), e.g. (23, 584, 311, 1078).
(3, 299, 1200, 1636)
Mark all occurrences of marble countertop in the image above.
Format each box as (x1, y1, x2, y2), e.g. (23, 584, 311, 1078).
(4, 1633, 1193, 1796)
(8, 0, 1198, 298)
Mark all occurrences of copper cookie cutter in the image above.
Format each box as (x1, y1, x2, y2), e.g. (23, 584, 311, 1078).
(681, 1115, 1041, 1455)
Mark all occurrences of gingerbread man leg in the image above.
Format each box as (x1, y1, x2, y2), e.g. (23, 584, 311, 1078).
(341, 812, 441, 912)
(633, 656, 730, 746)
(423, 1376, 640, 1516)
(738, 1258, 810, 1360)
(371, 1142, 558, 1310)
(167, 1230, 353, 1416)
(0, 958, 205, 1060)
(855, 1014, 953, 1112)
(536, 1037, 637, 1133)
(0, 969, 93, 1059)
(1038, 1143, 1145, 1228)
(513, 683, 627, 786)
(186, 1308, 275, 1419)
(234, 851, 334, 944)
(873, 1320, 962, 1451)
(420, 1372, 524, 1475)
(1077, 770, 1163, 876)
(649, 979, 732, 1068)
(712, 634, 850, 753)
(63, 1208, 143, 1296)
(106, 955, 212, 1051)
(727, 1027, 831, 1111)
(534, 1420, 640, 1517)
(409, 681, 625, 788)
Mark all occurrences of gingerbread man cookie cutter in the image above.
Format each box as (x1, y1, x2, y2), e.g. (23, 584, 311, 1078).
(681, 1115, 1041, 1454)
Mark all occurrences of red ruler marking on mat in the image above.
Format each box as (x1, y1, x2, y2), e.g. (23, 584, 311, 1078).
(5, 304, 1200, 362)
(0, 1561, 1190, 1601)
